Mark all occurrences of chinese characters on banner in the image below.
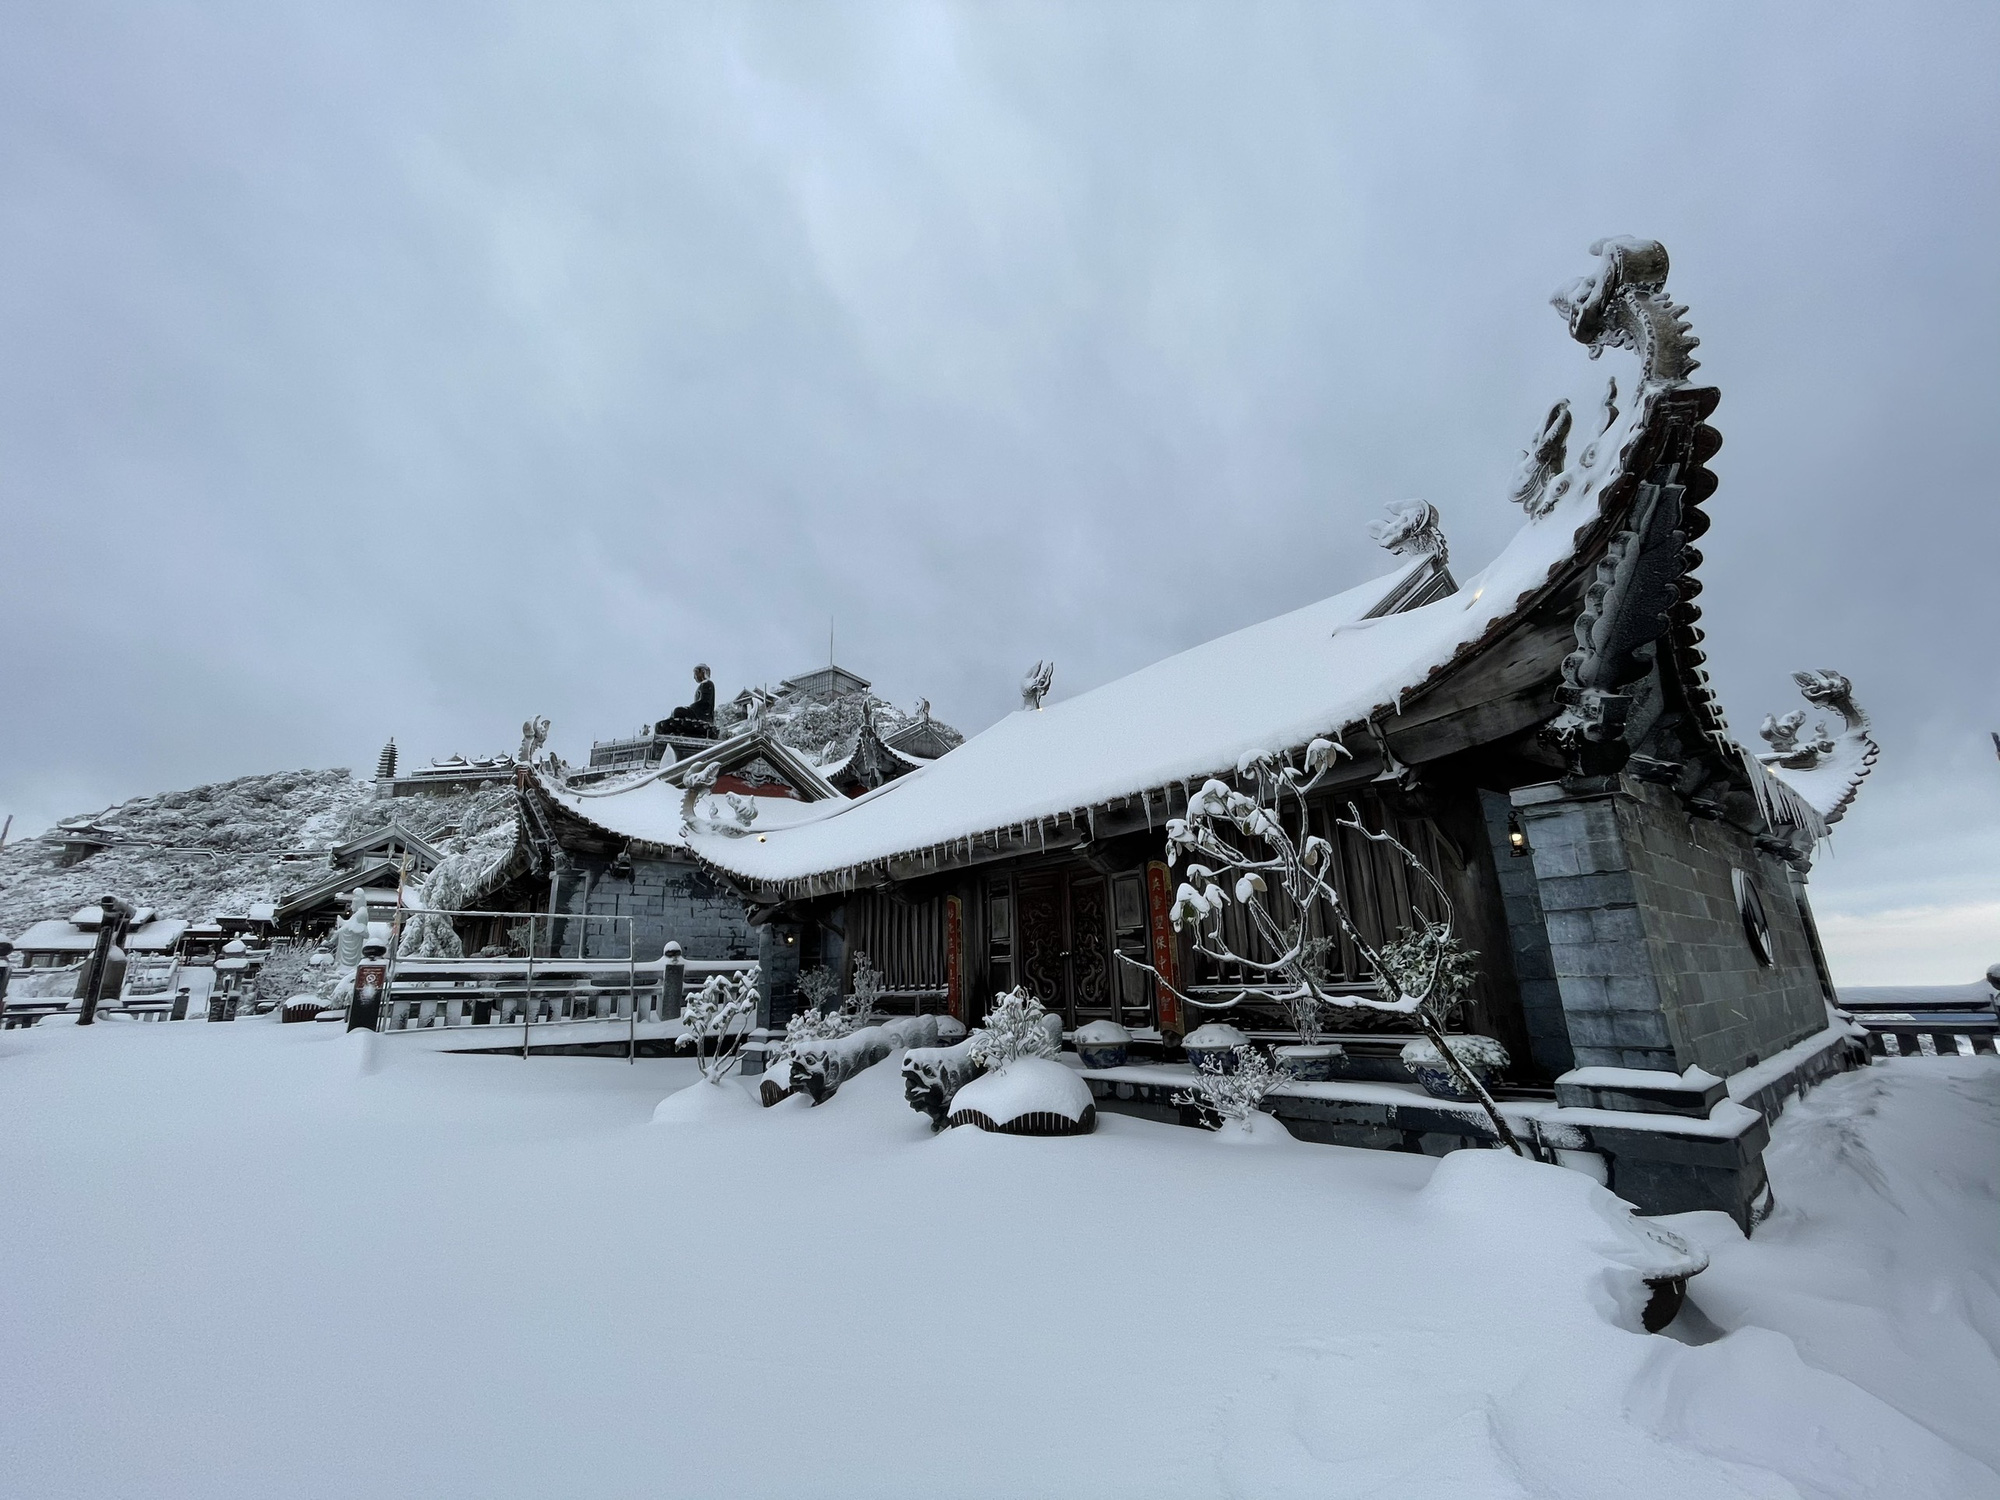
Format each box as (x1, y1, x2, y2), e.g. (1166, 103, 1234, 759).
(945, 895, 963, 1022)
(1144, 861, 1181, 1036)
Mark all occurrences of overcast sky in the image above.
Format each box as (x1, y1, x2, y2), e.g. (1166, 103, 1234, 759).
(3, 2, 1995, 982)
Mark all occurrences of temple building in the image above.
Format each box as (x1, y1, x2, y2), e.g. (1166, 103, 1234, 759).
(437, 664, 967, 967)
(619, 238, 1878, 1225)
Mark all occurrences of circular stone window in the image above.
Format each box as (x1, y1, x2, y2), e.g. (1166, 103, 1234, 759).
(1732, 867, 1773, 967)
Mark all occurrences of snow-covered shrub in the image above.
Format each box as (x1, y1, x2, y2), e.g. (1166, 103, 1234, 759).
(968, 987, 1061, 1073)
(252, 942, 319, 1005)
(797, 963, 842, 1015)
(676, 971, 758, 1084)
(845, 951, 885, 1029)
(1373, 923, 1479, 1027)
(1174, 1046, 1283, 1133)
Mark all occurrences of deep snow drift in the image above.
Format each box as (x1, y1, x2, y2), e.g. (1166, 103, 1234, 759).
(0, 1022, 1993, 1499)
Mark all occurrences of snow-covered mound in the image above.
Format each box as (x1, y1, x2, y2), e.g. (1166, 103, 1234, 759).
(0, 770, 511, 936)
(947, 1056, 1097, 1135)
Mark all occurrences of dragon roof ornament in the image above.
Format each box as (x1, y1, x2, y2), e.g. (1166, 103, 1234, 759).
(1367, 499, 1448, 565)
(1551, 237, 1701, 389)
(1757, 671, 1879, 829)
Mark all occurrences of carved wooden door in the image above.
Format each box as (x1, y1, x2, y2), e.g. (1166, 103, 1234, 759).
(1016, 878, 1067, 1014)
(1011, 873, 1113, 1027)
(1066, 876, 1113, 1023)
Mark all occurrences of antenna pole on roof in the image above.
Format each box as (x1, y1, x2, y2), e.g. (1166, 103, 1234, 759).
(0, 814, 10, 853)
(829, 614, 835, 670)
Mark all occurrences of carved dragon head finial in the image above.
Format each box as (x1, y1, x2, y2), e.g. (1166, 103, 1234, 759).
(1551, 237, 1700, 388)
(518, 715, 551, 762)
(1754, 670, 1878, 829)
(1020, 660, 1055, 710)
(1368, 500, 1449, 565)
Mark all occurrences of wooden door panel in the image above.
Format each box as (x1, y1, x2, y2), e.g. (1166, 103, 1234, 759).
(1067, 876, 1111, 1017)
(1016, 879, 1066, 1010)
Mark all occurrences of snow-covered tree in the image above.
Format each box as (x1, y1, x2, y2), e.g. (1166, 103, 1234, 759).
(1138, 745, 1525, 1155)
(1174, 1046, 1284, 1133)
(968, 987, 1060, 1073)
(676, 971, 758, 1084)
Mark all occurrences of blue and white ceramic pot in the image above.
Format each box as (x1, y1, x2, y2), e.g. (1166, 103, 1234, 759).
(1074, 1019, 1131, 1070)
(1274, 1043, 1344, 1082)
(1183, 1022, 1251, 1074)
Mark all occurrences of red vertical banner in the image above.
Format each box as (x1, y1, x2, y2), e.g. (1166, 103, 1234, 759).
(945, 895, 964, 1022)
(1144, 861, 1182, 1036)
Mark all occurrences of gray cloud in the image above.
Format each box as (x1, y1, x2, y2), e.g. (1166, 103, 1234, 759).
(4, 2, 1996, 977)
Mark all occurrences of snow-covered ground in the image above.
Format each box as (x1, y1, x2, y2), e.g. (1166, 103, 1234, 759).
(1, 1023, 1993, 1499)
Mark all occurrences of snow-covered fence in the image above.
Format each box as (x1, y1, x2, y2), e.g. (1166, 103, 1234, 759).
(1838, 985, 1998, 1059)
(370, 907, 753, 1045)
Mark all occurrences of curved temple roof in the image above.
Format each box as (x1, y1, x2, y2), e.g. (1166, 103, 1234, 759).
(554, 241, 1860, 896)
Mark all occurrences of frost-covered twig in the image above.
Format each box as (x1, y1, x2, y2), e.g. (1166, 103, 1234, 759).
(1121, 745, 1523, 1155)
(845, 951, 885, 1031)
(1173, 1046, 1283, 1133)
(676, 971, 758, 1084)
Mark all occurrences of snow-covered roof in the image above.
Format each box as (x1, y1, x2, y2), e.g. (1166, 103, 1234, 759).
(553, 243, 1859, 896)
(533, 763, 838, 853)
(330, 822, 443, 869)
(10, 919, 94, 953)
(273, 858, 407, 921)
(676, 497, 1620, 894)
(127, 918, 189, 953)
(537, 773, 691, 851)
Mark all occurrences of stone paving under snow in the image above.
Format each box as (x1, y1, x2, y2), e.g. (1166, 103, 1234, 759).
(1, 1019, 1994, 1499)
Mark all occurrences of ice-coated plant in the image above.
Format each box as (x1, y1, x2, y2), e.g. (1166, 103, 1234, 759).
(775, 1004, 844, 1061)
(845, 951, 885, 1030)
(967, 987, 1061, 1074)
(1127, 743, 1525, 1156)
(1173, 1045, 1283, 1133)
(676, 970, 759, 1083)
(1373, 924, 1479, 1026)
(797, 963, 843, 1016)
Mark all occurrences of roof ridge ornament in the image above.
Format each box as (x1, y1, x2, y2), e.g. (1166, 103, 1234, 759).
(1551, 237, 1700, 388)
(1757, 670, 1879, 829)
(1021, 660, 1055, 711)
(1368, 500, 1448, 565)
(518, 716, 550, 763)
(1508, 402, 1573, 518)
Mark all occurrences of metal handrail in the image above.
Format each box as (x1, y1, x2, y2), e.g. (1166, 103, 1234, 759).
(380, 906, 638, 1061)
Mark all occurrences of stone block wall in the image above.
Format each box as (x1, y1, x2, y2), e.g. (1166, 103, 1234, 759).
(1478, 790, 1575, 1078)
(548, 854, 756, 962)
(1511, 777, 1827, 1076)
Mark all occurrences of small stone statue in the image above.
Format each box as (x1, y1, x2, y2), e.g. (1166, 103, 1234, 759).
(326, 889, 372, 1010)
